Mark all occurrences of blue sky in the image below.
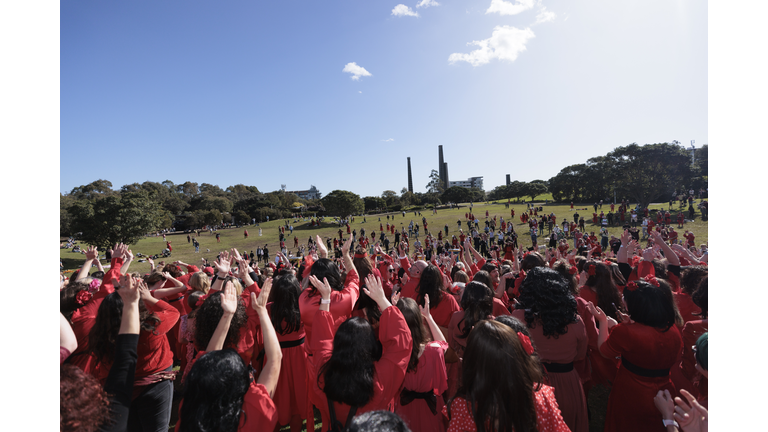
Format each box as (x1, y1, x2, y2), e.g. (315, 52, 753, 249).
(60, 0, 707, 198)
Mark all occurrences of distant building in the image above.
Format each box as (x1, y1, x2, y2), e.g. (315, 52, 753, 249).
(285, 185, 321, 200)
(449, 176, 484, 190)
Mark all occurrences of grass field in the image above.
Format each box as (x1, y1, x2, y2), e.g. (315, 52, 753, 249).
(62, 198, 706, 432)
(61, 199, 708, 274)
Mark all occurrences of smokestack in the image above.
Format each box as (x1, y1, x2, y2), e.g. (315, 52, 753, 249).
(506, 174, 510, 186)
(407, 157, 414, 193)
(443, 162, 449, 189)
(438, 146, 445, 189)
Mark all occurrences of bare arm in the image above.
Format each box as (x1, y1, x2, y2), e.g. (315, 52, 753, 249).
(207, 281, 237, 352)
(341, 236, 355, 278)
(75, 246, 98, 281)
(151, 272, 187, 299)
(120, 249, 134, 275)
(60, 313, 78, 354)
(253, 278, 281, 398)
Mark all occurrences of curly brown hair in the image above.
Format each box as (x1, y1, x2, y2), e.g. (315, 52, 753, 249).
(60, 364, 111, 432)
(193, 291, 248, 351)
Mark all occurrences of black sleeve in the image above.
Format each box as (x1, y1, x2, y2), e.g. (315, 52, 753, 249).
(618, 262, 633, 281)
(249, 271, 260, 285)
(100, 334, 139, 432)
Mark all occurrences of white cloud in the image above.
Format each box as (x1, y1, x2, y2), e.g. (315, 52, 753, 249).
(486, 0, 536, 16)
(416, 0, 439, 8)
(533, 6, 555, 25)
(383, 138, 394, 142)
(448, 26, 535, 67)
(343, 62, 372, 81)
(392, 4, 419, 17)
(359, 91, 362, 93)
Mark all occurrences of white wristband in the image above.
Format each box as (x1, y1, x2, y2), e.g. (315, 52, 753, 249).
(320, 298, 331, 304)
(662, 419, 679, 428)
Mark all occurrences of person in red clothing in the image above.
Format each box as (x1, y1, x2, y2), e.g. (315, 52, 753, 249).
(677, 212, 685, 228)
(166, 241, 172, 252)
(179, 280, 281, 431)
(513, 266, 589, 432)
(684, 230, 695, 248)
(308, 274, 412, 432)
(587, 278, 683, 432)
(442, 320, 570, 432)
(88, 278, 180, 431)
(244, 229, 249, 238)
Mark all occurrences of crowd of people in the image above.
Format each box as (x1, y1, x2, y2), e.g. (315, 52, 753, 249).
(60, 202, 708, 432)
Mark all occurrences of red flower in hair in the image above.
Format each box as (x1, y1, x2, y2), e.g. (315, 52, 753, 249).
(604, 260, 613, 267)
(643, 275, 660, 287)
(568, 266, 578, 275)
(75, 290, 93, 305)
(517, 332, 535, 356)
(626, 281, 639, 291)
(588, 265, 596, 276)
(88, 278, 101, 293)
(195, 294, 209, 307)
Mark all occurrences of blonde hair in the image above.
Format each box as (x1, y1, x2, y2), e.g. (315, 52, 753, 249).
(189, 272, 211, 294)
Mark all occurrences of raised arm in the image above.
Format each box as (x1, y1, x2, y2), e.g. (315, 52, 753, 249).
(651, 231, 680, 266)
(316, 235, 328, 259)
(210, 250, 233, 292)
(586, 301, 618, 358)
(151, 272, 187, 299)
(75, 245, 98, 281)
(419, 294, 446, 343)
(341, 236, 355, 277)
(252, 278, 282, 398)
(207, 281, 238, 352)
(120, 248, 134, 275)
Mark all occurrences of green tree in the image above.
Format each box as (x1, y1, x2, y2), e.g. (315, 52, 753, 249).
(68, 179, 115, 200)
(605, 143, 692, 209)
(382, 190, 399, 207)
(234, 210, 251, 225)
(441, 186, 473, 204)
(68, 191, 165, 249)
(321, 190, 364, 216)
(521, 180, 548, 201)
(426, 170, 445, 194)
(363, 196, 386, 212)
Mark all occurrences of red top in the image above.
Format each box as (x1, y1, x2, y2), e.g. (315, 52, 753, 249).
(442, 385, 569, 432)
(673, 292, 701, 325)
(95, 299, 180, 382)
(309, 307, 412, 432)
(68, 257, 123, 374)
(428, 293, 461, 329)
(298, 268, 360, 350)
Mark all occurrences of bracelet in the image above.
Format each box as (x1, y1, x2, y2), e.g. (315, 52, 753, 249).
(662, 419, 679, 428)
(320, 298, 331, 304)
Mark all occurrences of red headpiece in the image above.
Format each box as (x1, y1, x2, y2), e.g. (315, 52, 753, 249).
(517, 332, 535, 356)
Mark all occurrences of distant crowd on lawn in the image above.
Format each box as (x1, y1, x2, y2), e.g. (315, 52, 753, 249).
(60, 193, 708, 432)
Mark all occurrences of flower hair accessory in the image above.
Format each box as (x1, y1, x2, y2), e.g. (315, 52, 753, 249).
(76, 290, 93, 305)
(195, 294, 210, 307)
(517, 332, 535, 356)
(568, 266, 578, 275)
(626, 281, 639, 292)
(588, 264, 596, 276)
(643, 274, 660, 287)
(88, 278, 102, 293)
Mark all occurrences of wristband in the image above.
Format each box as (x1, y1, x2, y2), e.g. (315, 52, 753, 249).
(662, 419, 679, 428)
(320, 298, 331, 304)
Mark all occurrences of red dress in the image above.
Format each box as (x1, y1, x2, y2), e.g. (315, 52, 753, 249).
(512, 310, 589, 432)
(309, 307, 412, 432)
(429, 293, 461, 330)
(673, 292, 701, 325)
(672, 320, 708, 402)
(269, 316, 309, 426)
(395, 341, 449, 432)
(442, 385, 569, 432)
(600, 322, 682, 432)
(577, 286, 619, 385)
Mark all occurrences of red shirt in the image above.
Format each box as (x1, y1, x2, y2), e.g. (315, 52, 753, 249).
(309, 307, 411, 432)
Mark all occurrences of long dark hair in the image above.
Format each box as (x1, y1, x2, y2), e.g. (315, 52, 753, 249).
(60, 280, 94, 323)
(691, 276, 707, 318)
(319, 317, 382, 407)
(416, 264, 445, 308)
(269, 273, 302, 335)
(624, 280, 681, 330)
(584, 261, 625, 320)
(307, 258, 344, 297)
(181, 348, 249, 432)
(194, 291, 248, 351)
(396, 298, 429, 373)
(551, 259, 579, 295)
(458, 282, 493, 340)
(88, 292, 160, 365)
(450, 320, 541, 432)
(517, 267, 577, 338)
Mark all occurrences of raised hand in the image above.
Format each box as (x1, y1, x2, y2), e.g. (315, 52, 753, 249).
(308, 275, 332, 299)
(419, 293, 431, 318)
(137, 279, 153, 301)
(673, 389, 708, 431)
(125, 249, 134, 262)
(341, 236, 353, 256)
(586, 301, 607, 323)
(316, 235, 328, 258)
(220, 281, 238, 315)
(363, 274, 389, 310)
(653, 390, 675, 421)
(115, 274, 140, 304)
(251, 277, 272, 314)
(642, 247, 656, 262)
(391, 290, 401, 306)
(85, 245, 98, 261)
(214, 250, 232, 276)
(113, 243, 129, 261)
(621, 229, 631, 245)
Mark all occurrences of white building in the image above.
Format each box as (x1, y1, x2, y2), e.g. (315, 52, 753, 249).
(449, 177, 483, 190)
(285, 185, 322, 200)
